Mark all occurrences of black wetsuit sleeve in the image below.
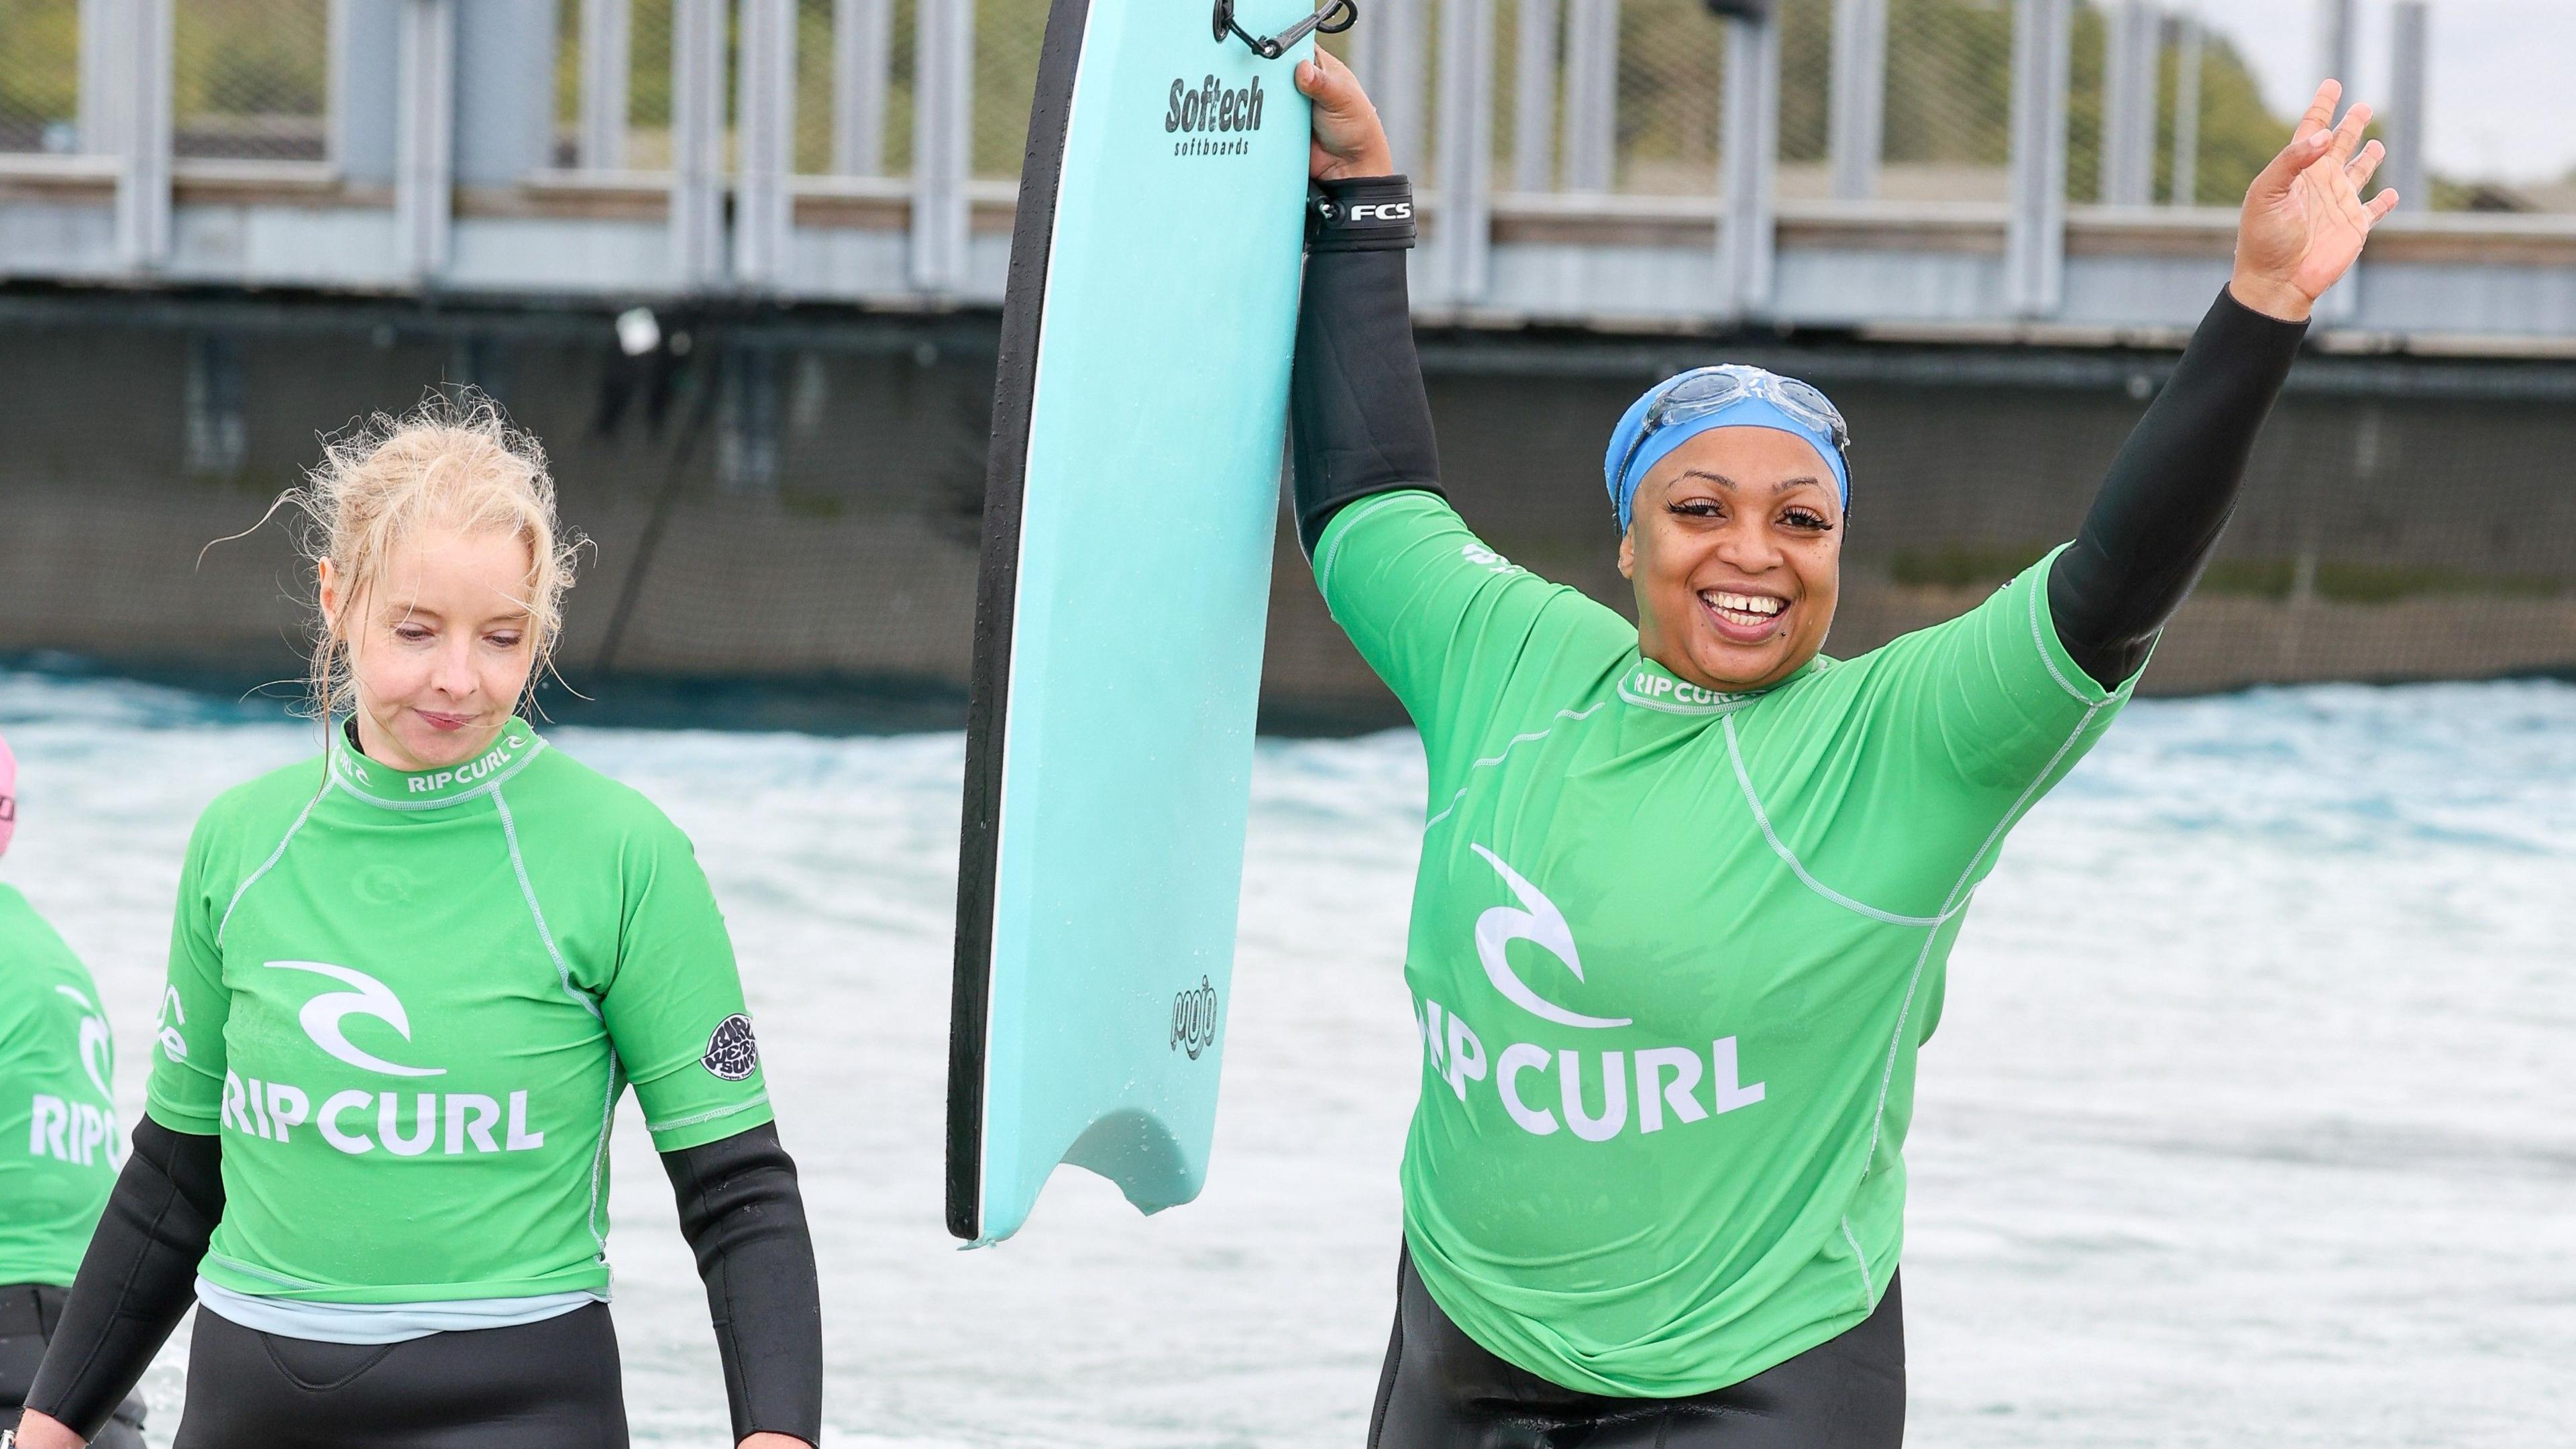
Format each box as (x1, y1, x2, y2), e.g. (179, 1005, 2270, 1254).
(23, 1118, 224, 1440)
(1291, 174, 1440, 556)
(2047, 286, 2309, 688)
(661, 1123, 824, 1447)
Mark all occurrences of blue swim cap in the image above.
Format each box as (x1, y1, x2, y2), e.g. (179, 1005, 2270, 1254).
(1603, 366, 1851, 533)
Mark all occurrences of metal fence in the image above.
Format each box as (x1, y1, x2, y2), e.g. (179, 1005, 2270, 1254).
(170, 0, 326, 162)
(13, 0, 2575, 197)
(0, 0, 76, 153)
(5, 0, 2573, 307)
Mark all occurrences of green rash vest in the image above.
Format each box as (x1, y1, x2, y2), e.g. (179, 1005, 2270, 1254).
(0, 884, 122, 1288)
(1316, 491, 2140, 1398)
(146, 718, 773, 1307)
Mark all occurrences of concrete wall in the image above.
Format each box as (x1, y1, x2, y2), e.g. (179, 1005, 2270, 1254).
(3, 306, 2570, 730)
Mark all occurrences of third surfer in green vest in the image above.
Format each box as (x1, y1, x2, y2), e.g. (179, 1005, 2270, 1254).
(1291, 49, 2397, 1448)
(12, 398, 822, 1449)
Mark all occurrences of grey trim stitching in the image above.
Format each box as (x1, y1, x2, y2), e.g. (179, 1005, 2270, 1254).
(490, 787, 600, 1024)
(584, 1058, 621, 1258)
(491, 778, 615, 1259)
(2025, 555, 2110, 706)
(1839, 1216, 1874, 1311)
(645, 1093, 771, 1136)
(1424, 703, 1609, 830)
(217, 789, 325, 948)
(1837, 681, 2110, 1307)
(1722, 717, 1964, 928)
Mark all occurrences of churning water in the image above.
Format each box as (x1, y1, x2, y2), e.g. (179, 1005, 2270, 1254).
(2, 667, 2569, 1448)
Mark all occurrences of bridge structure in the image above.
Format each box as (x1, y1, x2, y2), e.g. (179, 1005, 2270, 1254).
(1, 0, 2571, 354)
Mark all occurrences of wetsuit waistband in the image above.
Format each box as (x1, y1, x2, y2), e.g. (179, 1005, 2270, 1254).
(194, 1277, 603, 1346)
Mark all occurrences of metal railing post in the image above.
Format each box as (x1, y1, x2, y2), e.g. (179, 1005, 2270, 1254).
(1718, 11, 1776, 319)
(2169, 11, 2202, 205)
(1562, 0, 1616, 191)
(1435, 0, 1495, 303)
(395, 0, 455, 280)
(1828, 0, 1885, 201)
(2316, 0, 2355, 87)
(78, 0, 122, 154)
(2100, 0, 2157, 207)
(1511, 0, 1559, 191)
(670, 0, 727, 287)
(2004, 0, 2070, 317)
(735, 0, 798, 288)
(2312, 0, 2359, 321)
(834, 0, 894, 176)
(580, 0, 631, 169)
(331, 0, 399, 184)
(909, 0, 973, 292)
(2387, 1, 2427, 212)
(115, 0, 173, 270)
(1356, 0, 1430, 174)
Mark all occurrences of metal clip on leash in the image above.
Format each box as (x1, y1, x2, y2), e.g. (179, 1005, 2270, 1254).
(1214, 1, 1358, 60)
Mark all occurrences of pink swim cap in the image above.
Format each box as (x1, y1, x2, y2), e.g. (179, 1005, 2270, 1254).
(0, 731, 15, 859)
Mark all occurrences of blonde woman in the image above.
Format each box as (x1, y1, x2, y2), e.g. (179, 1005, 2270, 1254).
(11, 398, 820, 1449)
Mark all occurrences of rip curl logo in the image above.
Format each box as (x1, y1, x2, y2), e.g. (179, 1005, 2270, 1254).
(702, 1014, 759, 1081)
(264, 961, 445, 1077)
(1170, 977, 1221, 1061)
(1617, 668, 1759, 714)
(155, 985, 189, 1062)
(405, 733, 527, 795)
(1460, 543, 1521, 576)
(1468, 846, 1630, 1030)
(1421, 849, 1767, 1142)
(56, 985, 115, 1099)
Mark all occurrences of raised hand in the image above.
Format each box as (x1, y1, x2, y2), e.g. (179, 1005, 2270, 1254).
(1293, 47, 1394, 182)
(2231, 80, 2400, 322)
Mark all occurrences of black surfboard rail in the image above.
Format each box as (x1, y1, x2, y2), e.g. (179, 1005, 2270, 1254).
(946, 0, 1094, 1246)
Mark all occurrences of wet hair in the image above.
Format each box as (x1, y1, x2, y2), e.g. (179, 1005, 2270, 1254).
(265, 388, 580, 737)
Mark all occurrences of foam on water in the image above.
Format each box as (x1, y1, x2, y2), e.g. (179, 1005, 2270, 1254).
(1, 668, 2569, 1447)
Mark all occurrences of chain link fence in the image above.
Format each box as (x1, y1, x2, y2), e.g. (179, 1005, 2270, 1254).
(973, 0, 1044, 179)
(172, 0, 329, 162)
(1883, 0, 2015, 203)
(1609, 0, 1728, 194)
(0, 0, 76, 154)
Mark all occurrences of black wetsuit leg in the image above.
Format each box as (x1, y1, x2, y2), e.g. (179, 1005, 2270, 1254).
(1369, 1248, 1905, 1449)
(0, 1285, 147, 1449)
(168, 1303, 629, 1449)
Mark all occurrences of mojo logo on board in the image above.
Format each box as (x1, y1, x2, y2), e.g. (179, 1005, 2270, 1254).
(1164, 74, 1266, 158)
(1171, 976, 1221, 1060)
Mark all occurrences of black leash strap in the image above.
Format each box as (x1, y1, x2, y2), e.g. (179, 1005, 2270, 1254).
(1214, 1, 1357, 60)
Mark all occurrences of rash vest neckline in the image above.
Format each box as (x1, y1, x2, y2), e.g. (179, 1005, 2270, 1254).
(328, 717, 546, 810)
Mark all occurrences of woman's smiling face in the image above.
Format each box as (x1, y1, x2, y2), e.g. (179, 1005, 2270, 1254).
(1618, 425, 1844, 694)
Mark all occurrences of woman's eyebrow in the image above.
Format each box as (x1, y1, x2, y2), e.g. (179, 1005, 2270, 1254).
(1672, 471, 1825, 495)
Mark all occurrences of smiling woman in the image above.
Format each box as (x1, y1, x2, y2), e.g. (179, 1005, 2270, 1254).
(11, 395, 823, 1449)
(1288, 51, 2401, 1449)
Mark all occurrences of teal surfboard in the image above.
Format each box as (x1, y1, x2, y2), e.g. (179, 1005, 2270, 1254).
(947, 1, 1325, 1245)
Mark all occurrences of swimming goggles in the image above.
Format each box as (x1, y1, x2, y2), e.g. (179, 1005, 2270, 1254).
(1610, 365, 1851, 502)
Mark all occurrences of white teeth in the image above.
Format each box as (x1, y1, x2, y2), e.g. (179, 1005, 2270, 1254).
(1703, 590, 1784, 619)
